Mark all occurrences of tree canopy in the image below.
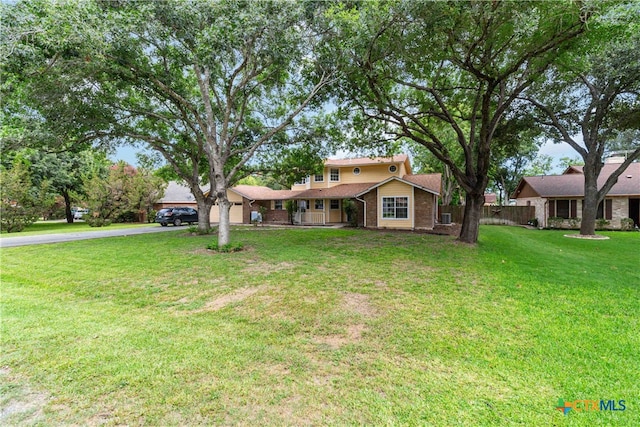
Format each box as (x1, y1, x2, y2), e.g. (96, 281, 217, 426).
(327, 0, 588, 242)
(523, 1, 640, 235)
(2, 0, 336, 243)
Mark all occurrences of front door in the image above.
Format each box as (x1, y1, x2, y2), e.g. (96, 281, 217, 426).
(629, 198, 640, 227)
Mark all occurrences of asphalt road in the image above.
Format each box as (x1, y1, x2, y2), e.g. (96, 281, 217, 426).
(0, 225, 180, 248)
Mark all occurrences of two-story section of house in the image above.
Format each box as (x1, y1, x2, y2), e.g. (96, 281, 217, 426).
(209, 154, 442, 230)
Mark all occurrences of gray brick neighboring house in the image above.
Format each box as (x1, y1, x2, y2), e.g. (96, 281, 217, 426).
(512, 159, 640, 229)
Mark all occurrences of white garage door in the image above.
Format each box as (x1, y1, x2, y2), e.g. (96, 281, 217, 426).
(210, 202, 244, 223)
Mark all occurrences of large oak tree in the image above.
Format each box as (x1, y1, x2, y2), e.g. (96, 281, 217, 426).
(3, 0, 335, 244)
(523, 9, 640, 235)
(328, 0, 588, 243)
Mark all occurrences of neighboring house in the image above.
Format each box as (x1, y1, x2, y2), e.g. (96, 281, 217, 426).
(209, 154, 442, 230)
(483, 193, 497, 206)
(154, 181, 206, 210)
(512, 159, 640, 229)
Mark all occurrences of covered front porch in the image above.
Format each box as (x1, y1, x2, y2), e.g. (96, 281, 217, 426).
(292, 198, 351, 225)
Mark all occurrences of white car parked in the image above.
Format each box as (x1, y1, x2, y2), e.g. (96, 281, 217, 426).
(73, 209, 89, 220)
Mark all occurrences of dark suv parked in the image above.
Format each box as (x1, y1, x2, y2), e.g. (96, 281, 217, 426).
(155, 207, 198, 226)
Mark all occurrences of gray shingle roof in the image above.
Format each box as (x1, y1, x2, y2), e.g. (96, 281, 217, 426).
(294, 183, 376, 199)
(514, 163, 640, 198)
(231, 185, 302, 201)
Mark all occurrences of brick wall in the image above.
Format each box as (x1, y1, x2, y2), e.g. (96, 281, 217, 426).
(356, 199, 365, 227)
(414, 189, 435, 229)
(242, 200, 290, 224)
(362, 191, 377, 228)
(242, 198, 251, 224)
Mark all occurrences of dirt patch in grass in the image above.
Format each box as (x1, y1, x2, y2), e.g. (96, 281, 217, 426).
(315, 323, 368, 350)
(314, 293, 377, 349)
(195, 285, 268, 312)
(342, 292, 377, 317)
(0, 367, 49, 425)
(243, 260, 296, 274)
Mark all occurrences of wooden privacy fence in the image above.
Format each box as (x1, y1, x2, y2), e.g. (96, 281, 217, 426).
(438, 205, 535, 225)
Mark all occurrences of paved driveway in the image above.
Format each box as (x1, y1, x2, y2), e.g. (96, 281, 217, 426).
(0, 225, 180, 248)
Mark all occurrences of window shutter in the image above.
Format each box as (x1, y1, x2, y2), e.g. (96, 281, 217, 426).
(605, 199, 613, 220)
(570, 200, 577, 218)
(548, 200, 555, 217)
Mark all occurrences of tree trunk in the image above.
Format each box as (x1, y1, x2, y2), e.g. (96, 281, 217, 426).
(458, 192, 485, 244)
(441, 165, 454, 206)
(195, 197, 213, 233)
(217, 197, 231, 246)
(580, 166, 600, 236)
(62, 190, 74, 223)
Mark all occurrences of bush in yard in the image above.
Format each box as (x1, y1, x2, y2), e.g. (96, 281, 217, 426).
(114, 210, 140, 223)
(596, 218, 610, 230)
(84, 216, 112, 227)
(620, 218, 634, 231)
(547, 217, 564, 229)
(567, 217, 580, 229)
(83, 162, 164, 227)
(206, 241, 244, 253)
(147, 209, 157, 223)
(0, 164, 50, 233)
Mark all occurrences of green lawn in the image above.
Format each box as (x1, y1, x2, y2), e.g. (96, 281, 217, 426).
(1, 227, 638, 425)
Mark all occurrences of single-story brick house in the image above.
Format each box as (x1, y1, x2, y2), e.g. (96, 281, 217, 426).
(512, 160, 640, 229)
(209, 155, 442, 230)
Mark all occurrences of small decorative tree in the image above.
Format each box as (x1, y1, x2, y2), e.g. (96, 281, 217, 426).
(343, 199, 358, 227)
(285, 200, 298, 225)
(258, 205, 267, 226)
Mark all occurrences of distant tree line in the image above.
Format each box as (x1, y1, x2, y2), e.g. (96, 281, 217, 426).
(0, 148, 165, 232)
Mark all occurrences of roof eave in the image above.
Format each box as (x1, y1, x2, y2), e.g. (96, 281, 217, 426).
(355, 176, 440, 197)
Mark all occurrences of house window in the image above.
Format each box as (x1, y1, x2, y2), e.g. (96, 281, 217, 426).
(330, 200, 340, 210)
(314, 174, 324, 182)
(295, 176, 309, 185)
(274, 200, 283, 210)
(315, 199, 324, 210)
(299, 200, 309, 211)
(596, 199, 613, 220)
(389, 165, 398, 173)
(549, 199, 577, 219)
(353, 167, 361, 175)
(382, 197, 409, 219)
(330, 168, 340, 182)
(556, 200, 570, 218)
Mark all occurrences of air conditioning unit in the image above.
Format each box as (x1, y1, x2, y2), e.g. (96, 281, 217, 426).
(441, 213, 452, 224)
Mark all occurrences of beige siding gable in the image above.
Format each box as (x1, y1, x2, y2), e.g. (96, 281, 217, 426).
(378, 180, 413, 229)
(321, 164, 402, 187)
